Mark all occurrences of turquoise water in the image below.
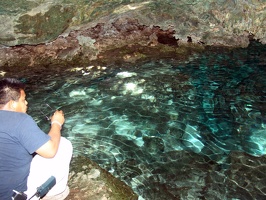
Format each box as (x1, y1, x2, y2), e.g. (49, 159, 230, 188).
(26, 42, 265, 199)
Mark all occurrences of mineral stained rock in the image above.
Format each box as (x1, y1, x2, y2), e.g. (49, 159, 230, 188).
(0, 0, 265, 69)
(0, 0, 265, 47)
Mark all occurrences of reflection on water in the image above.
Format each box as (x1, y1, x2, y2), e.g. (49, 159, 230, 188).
(26, 43, 265, 199)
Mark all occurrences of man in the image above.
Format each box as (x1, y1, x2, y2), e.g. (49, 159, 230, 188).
(0, 78, 73, 199)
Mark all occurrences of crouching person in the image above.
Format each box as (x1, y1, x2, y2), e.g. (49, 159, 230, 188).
(0, 78, 73, 200)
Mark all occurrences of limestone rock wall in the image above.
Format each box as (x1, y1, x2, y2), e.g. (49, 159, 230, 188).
(0, 0, 265, 69)
(0, 0, 265, 47)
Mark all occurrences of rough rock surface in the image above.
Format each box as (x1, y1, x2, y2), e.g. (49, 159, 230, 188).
(0, 0, 265, 47)
(0, 1, 265, 69)
(0, 19, 204, 68)
(65, 156, 138, 200)
(66, 151, 266, 200)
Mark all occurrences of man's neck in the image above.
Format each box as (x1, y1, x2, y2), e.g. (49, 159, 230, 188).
(0, 103, 12, 111)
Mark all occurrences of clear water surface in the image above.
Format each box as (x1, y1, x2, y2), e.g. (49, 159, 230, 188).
(25, 43, 265, 200)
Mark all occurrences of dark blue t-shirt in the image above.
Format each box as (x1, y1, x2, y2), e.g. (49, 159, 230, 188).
(0, 110, 50, 199)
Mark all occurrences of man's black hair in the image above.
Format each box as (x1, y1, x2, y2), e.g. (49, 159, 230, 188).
(0, 78, 25, 105)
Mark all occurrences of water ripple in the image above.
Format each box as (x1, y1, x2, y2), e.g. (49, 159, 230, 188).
(26, 45, 266, 199)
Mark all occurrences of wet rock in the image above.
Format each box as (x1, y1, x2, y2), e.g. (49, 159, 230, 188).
(66, 156, 138, 200)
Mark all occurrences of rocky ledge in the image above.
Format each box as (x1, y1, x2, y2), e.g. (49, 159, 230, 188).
(66, 156, 138, 200)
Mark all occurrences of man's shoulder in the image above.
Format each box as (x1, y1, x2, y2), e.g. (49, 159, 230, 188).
(0, 110, 34, 129)
(0, 110, 30, 119)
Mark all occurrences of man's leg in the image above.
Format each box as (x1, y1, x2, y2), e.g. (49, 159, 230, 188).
(25, 137, 73, 199)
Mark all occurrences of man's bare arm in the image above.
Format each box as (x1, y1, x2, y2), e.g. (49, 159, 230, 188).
(36, 110, 65, 158)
